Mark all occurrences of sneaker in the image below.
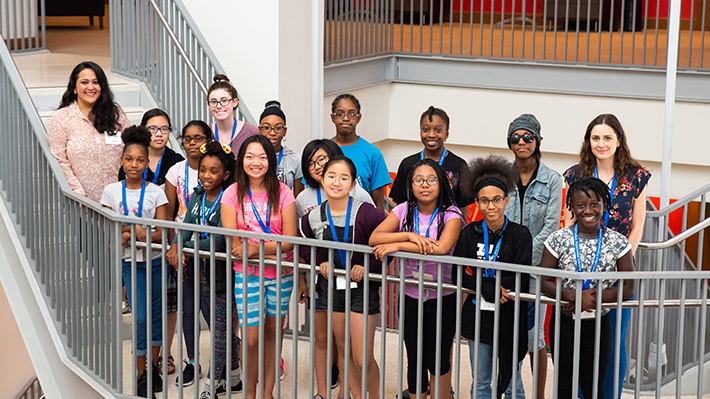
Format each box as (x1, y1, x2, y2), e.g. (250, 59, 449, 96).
(122, 301, 131, 314)
(397, 389, 410, 399)
(219, 366, 243, 393)
(331, 361, 340, 389)
(280, 357, 285, 381)
(175, 361, 201, 387)
(136, 370, 157, 399)
(151, 365, 163, 392)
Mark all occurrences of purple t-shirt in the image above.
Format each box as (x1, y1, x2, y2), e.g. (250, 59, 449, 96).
(391, 203, 462, 299)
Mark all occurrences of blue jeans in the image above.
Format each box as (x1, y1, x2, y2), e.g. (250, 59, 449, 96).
(468, 340, 525, 399)
(603, 307, 631, 399)
(123, 258, 163, 357)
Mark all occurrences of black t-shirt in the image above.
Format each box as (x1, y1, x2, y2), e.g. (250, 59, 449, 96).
(516, 163, 539, 217)
(118, 146, 184, 186)
(390, 150, 473, 207)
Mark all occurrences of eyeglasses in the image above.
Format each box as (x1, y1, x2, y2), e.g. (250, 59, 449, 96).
(332, 111, 359, 119)
(307, 155, 328, 170)
(412, 177, 439, 186)
(508, 133, 535, 145)
(182, 135, 207, 144)
(259, 125, 286, 134)
(207, 98, 234, 108)
(476, 196, 506, 207)
(323, 174, 352, 184)
(147, 125, 171, 135)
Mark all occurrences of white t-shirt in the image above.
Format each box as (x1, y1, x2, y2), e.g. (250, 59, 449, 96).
(165, 160, 199, 223)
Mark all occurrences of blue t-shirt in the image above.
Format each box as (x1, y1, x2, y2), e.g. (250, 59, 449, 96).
(336, 137, 392, 193)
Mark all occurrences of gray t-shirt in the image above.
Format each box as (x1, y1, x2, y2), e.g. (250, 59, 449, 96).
(101, 181, 169, 260)
(277, 146, 303, 191)
(296, 186, 374, 219)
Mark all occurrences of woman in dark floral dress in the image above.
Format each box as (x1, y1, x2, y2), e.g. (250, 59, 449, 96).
(563, 113, 650, 399)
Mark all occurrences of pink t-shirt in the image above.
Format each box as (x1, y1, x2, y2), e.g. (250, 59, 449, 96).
(391, 203, 463, 299)
(221, 182, 296, 278)
(165, 160, 199, 223)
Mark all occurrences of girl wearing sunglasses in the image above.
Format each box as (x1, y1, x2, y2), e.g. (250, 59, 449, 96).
(503, 113, 563, 399)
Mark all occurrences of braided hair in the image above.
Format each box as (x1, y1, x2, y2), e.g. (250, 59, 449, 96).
(565, 177, 612, 221)
(401, 159, 460, 239)
(199, 140, 236, 191)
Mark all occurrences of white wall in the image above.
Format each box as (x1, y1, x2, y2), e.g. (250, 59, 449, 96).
(180, 0, 315, 155)
(326, 83, 710, 200)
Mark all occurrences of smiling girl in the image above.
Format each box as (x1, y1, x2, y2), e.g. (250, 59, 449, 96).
(220, 135, 298, 399)
(540, 177, 635, 399)
(370, 159, 463, 399)
(258, 100, 304, 196)
(563, 114, 649, 398)
(207, 74, 258, 152)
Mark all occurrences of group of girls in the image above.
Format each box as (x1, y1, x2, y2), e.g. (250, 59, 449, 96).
(50, 60, 650, 399)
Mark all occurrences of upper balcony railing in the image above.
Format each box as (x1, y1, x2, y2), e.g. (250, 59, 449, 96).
(324, 0, 710, 70)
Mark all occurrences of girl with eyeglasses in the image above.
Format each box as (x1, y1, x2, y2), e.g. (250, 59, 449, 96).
(563, 114, 648, 399)
(329, 93, 391, 211)
(370, 158, 464, 399)
(503, 113, 563, 399)
(299, 156, 386, 399)
(221, 134, 298, 399)
(164, 120, 215, 386)
(390, 106, 473, 218)
(207, 74, 258, 152)
(452, 155, 532, 399)
(119, 109, 184, 188)
(540, 177, 634, 399)
(258, 100, 305, 197)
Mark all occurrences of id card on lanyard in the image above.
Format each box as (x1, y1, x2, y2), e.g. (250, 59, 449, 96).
(478, 217, 508, 311)
(326, 198, 357, 290)
(574, 224, 603, 318)
(122, 178, 147, 261)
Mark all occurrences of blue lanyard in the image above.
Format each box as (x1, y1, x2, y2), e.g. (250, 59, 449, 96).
(214, 117, 237, 144)
(420, 148, 447, 165)
(593, 167, 617, 226)
(247, 187, 271, 234)
(573, 224, 604, 290)
(482, 217, 508, 278)
(200, 189, 224, 239)
(316, 188, 323, 206)
(184, 162, 200, 209)
(122, 178, 146, 226)
(414, 206, 440, 239)
(277, 148, 284, 167)
(144, 148, 166, 184)
(326, 197, 353, 269)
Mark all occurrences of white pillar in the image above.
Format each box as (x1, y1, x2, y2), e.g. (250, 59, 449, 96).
(660, 0, 682, 209)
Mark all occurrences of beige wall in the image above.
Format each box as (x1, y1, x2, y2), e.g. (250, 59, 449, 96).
(0, 279, 36, 396)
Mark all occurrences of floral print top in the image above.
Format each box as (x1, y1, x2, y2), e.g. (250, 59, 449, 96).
(47, 102, 130, 202)
(564, 164, 651, 237)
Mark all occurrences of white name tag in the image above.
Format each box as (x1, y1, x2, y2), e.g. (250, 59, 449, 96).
(412, 271, 434, 282)
(480, 297, 496, 311)
(336, 276, 358, 290)
(581, 310, 596, 319)
(105, 131, 122, 145)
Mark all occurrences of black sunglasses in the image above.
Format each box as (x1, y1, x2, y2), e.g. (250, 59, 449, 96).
(508, 133, 535, 145)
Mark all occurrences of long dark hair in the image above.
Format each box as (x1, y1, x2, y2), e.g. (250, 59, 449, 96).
(199, 140, 236, 191)
(301, 139, 344, 188)
(401, 159, 460, 239)
(578, 114, 645, 177)
(140, 108, 172, 129)
(59, 61, 122, 135)
(235, 135, 280, 223)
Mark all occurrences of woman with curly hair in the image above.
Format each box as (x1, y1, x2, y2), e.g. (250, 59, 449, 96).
(452, 155, 531, 399)
(48, 61, 130, 202)
(563, 114, 648, 398)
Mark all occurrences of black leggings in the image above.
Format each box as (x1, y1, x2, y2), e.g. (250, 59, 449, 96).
(403, 294, 457, 395)
(549, 311, 611, 399)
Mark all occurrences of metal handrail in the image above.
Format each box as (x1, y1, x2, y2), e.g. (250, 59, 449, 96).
(647, 182, 710, 217)
(638, 215, 710, 249)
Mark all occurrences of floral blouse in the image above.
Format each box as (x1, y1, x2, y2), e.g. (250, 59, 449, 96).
(47, 102, 130, 202)
(564, 164, 651, 237)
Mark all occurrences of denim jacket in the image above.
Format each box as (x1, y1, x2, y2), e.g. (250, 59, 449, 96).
(505, 161, 564, 266)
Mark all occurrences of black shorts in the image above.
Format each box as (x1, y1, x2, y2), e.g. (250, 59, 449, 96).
(326, 278, 381, 315)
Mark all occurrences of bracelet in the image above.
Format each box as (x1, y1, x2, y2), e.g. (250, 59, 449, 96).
(299, 271, 307, 276)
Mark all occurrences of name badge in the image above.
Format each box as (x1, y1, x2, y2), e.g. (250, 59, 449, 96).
(581, 310, 596, 319)
(105, 131, 122, 145)
(480, 297, 496, 311)
(336, 276, 358, 290)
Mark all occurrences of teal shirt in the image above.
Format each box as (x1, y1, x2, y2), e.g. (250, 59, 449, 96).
(172, 190, 225, 252)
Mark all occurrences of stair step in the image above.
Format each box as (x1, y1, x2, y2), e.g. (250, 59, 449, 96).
(28, 76, 144, 113)
(40, 105, 149, 128)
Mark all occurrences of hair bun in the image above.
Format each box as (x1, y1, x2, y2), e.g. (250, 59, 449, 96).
(264, 100, 281, 110)
(213, 74, 230, 83)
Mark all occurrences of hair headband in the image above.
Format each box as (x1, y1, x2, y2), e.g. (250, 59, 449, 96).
(475, 176, 509, 197)
(200, 142, 232, 155)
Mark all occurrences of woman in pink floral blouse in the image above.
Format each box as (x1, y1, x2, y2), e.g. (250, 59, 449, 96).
(563, 113, 650, 399)
(48, 61, 130, 202)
